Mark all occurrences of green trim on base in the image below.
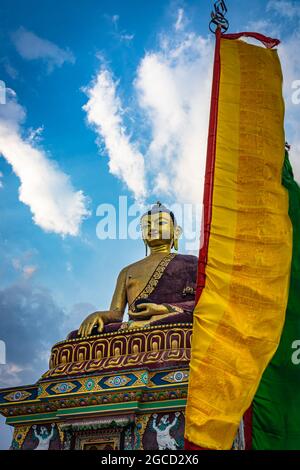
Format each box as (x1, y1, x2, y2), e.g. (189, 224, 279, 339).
(6, 399, 187, 425)
(6, 412, 58, 424)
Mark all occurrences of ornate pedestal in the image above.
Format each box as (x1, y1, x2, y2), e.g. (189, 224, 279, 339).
(0, 323, 192, 450)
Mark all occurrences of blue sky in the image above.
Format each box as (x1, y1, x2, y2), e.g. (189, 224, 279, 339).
(0, 0, 299, 448)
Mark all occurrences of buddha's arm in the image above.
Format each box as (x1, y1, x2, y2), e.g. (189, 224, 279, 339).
(78, 268, 127, 337)
(129, 302, 170, 319)
(129, 300, 195, 319)
(109, 267, 127, 320)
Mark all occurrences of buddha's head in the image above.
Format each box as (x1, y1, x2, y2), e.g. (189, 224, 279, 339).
(140, 202, 182, 251)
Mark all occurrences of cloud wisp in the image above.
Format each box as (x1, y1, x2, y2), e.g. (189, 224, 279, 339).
(105, 14, 135, 43)
(11, 27, 75, 72)
(83, 69, 147, 201)
(0, 90, 90, 236)
(12, 257, 38, 280)
(267, 0, 300, 19)
(175, 8, 185, 31)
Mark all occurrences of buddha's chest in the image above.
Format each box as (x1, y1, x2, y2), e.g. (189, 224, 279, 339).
(125, 260, 162, 305)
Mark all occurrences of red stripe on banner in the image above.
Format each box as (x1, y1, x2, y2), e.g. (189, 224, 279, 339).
(185, 408, 253, 451)
(222, 31, 280, 48)
(244, 406, 253, 450)
(196, 28, 221, 304)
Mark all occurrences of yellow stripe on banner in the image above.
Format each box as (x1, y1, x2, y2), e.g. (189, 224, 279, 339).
(185, 39, 292, 450)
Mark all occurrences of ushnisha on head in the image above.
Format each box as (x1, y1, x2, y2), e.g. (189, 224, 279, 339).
(140, 202, 182, 254)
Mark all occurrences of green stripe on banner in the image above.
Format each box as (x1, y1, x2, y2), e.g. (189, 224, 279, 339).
(253, 151, 300, 450)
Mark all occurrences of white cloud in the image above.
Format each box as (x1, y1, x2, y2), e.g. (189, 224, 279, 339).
(0, 91, 90, 236)
(135, 31, 213, 204)
(83, 69, 147, 201)
(0, 363, 27, 388)
(267, 0, 300, 19)
(11, 27, 75, 71)
(26, 126, 44, 144)
(246, 19, 280, 38)
(0, 58, 18, 80)
(83, 22, 213, 206)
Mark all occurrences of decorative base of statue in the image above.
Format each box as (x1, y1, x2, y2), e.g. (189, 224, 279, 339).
(0, 203, 199, 450)
(0, 203, 249, 450)
(0, 322, 192, 450)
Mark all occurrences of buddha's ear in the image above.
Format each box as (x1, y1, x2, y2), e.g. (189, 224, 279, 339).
(143, 238, 148, 256)
(175, 225, 183, 238)
(173, 225, 183, 251)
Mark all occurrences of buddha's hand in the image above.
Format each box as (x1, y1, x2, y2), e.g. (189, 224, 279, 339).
(78, 311, 109, 337)
(129, 303, 169, 320)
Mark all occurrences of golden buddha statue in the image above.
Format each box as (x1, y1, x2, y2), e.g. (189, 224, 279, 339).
(77, 202, 198, 337)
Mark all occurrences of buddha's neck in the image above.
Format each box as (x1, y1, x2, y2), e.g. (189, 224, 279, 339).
(149, 243, 172, 255)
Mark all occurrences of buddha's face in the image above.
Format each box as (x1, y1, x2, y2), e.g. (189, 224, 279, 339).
(141, 212, 175, 247)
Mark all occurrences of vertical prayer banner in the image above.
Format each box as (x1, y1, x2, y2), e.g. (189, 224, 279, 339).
(252, 152, 300, 450)
(185, 32, 293, 450)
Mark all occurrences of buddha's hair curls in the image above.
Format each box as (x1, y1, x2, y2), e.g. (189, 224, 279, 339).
(141, 201, 177, 226)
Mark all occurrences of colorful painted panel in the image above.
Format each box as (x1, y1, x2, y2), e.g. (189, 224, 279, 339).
(134, 412, 185, 450)
(21, 423, 62, 450)
(0, 386, 38, 404)
(37, 371, 149, 401)
(151, 370, 189, 386)
(143, 412, 184, 450)
(98, 373, 138, 389)
(45, 380, 81, 396)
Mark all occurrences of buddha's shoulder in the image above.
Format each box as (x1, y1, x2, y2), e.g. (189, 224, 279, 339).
(117, 258, 147, 276)
(174, 253, 198, 266)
